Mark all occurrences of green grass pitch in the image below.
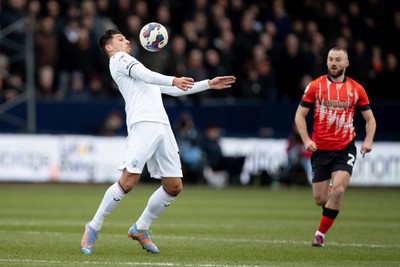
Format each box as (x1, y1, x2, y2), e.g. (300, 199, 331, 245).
(0, 182, 399, 267)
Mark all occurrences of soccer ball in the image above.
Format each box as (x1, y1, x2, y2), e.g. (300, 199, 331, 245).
(139, 22, 169, 52)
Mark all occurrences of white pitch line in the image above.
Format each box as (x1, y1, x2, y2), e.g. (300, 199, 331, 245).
(0, 259, 273, 267)
(1, 229, 399, 249)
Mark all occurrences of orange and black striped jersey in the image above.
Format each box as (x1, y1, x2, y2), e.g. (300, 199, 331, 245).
(300, 75, 371, 151)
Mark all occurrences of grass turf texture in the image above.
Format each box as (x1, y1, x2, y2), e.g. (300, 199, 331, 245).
(0, 183, 399, 267)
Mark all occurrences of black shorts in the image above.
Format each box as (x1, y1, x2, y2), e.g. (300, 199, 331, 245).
(311, 140, 357, 183)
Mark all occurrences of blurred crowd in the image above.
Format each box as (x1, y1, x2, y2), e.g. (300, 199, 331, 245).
(1, 0, 400, 105)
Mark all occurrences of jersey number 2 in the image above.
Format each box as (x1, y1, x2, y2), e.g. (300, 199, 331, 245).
(347, 153, 355, 167)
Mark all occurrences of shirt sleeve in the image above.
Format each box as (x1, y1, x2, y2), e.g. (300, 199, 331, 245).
(356, 84, 371, 108)
(160, 80, 210, 97)
(115, 52, 174, 86)
(300, 80, 316, 106)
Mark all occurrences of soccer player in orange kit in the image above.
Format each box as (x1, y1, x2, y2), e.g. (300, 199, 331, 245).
(294, 47, 376, 247)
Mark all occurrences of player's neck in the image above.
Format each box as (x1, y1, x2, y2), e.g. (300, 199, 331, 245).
(327, 75, 346, 83)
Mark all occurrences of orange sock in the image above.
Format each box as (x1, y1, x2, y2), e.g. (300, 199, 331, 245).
(318, 216, 334, 234)
(317, 207, 339, 234)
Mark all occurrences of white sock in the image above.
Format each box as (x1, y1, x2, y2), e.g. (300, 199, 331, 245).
(135, 186, 175, 230)
(89, 181, 126, 231)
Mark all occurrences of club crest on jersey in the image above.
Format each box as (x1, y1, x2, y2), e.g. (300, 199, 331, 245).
(118, 54, 128, 64)
(347, 89, 353, 97)
(130, 159, 139, 168)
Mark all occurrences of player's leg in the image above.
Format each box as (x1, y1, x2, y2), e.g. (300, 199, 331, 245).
(325, 170, 351, 210)
(81, 170, 140, 254)
(312, 179, 331, 207)
(128, 177, 181, 254)
(128, 124, 182, 253)
(82, 122, 153, 254)
(311, 179, 331, 247)
(128, 178, 182, 253)
(134, 178, 182, 231)
(312, 142, 356, 247)
(312, 171, 350, 247)
(310, 150, 333, 247)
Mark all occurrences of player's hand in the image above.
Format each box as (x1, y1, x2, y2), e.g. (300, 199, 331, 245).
(208, 76, 236, 90)
(304, 139, 317, 152)
(173, 77, 194, 91)
(360, 141, 372, 158)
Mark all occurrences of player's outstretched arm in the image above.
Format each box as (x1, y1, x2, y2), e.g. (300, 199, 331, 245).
(172, 77, 195, 91)
(208, 76, 236, 90)
(160, 76, 235, 97)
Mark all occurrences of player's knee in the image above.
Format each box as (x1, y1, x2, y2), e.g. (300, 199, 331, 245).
(164, 183, 182, 196)
(313, 195, 328, 206)
(331, 186, 345, 199)
(119, 172, 140, 193)
(120, 181, 134, 193)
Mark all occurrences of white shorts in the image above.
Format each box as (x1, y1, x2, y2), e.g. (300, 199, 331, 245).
(118, 121, 183, 179)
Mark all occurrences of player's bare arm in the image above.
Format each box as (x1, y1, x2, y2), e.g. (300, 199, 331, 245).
(295, 105, 317, 152)
(360, 109, 377, 157)
(172, 77, 195, 91)
(208, 76, 236, 90)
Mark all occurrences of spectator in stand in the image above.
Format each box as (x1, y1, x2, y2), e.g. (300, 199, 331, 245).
(96, 109, 124, 136)
(34, 16, 60, 70)
(276, 33, 312, 103)
(241, 44, 277, 101)
(184, 49, 209, 102)
(95, 0, 110, 18)
(281, 122, 312, 186)
(36, 65, 59, 100)
(0, 77, 4, 103)
(124, 14, 142, 45)
(87, 74, 108, 100)
(213, 28, 236, 80)
(173, 112, 205, 184)
(371, 52, 400, 101)
(318, 1, 342, 47)
(0, 54, 10, 86)
(166, 35, 187, 77)
(27, 0, 41, 23)
(182, 20, 199, 52)
(348, 40, 370, 88)
(65, 71, 90, 101)
(204, 49, 226, 78)
(202, 122, 244, 186)
(234, 10, 261, 73)
(265, 0, 292, 43)
(308, 31, 328, 77)
(0, 0, 27, 75)
(109, 0, 132, 33)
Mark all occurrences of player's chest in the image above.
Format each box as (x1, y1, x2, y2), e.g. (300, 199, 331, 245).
(316, 83, 356, 108)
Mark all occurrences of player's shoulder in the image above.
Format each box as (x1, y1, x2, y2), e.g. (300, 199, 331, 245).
(110, 52, 139, 71)
(345, 76, 368, 96)
(308, 75, 327, 88)
(345, 76, 364, 88)
(112, 51, 134, 62)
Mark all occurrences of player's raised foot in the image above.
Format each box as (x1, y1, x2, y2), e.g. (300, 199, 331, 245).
(312, 234, 324, 247)
(81, 222, 99, 254)
(128, 224, 159, 253)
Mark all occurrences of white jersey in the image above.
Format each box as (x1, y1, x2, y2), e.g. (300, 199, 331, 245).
(109, 51, 210, 133)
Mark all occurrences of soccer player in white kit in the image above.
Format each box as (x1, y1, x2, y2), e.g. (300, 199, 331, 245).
(80, 29, 236, 254)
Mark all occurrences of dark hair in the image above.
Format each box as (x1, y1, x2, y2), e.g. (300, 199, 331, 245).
(98, 29, 122, 56)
